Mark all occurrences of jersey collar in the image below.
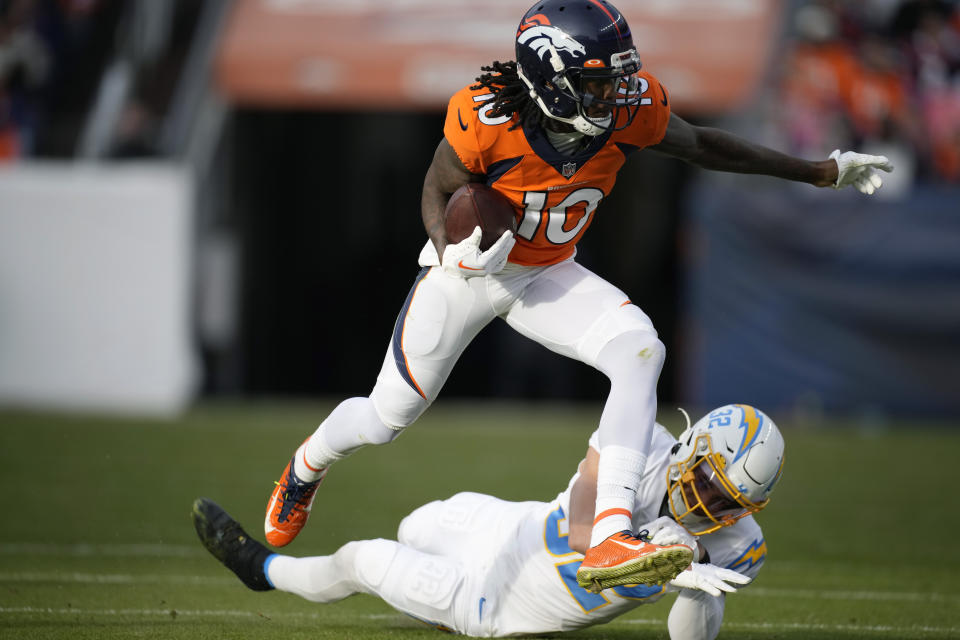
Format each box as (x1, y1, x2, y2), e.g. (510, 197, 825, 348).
(520, 119, 613, 180)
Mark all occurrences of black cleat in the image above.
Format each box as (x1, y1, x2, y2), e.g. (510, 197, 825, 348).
(192, 497, 275, 591)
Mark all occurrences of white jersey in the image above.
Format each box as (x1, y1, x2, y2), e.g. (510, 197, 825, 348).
(393, 423, 767, 637)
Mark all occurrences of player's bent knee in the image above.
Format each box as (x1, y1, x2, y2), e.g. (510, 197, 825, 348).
(363, 421, 405, 446)
(351, 539, 401, 591)
(397, 492, 489, 549)
(370, 378, 429, 429)
(345, 396, 405, 445)
(634, 333, 666, 369)
(578, 303, 658, 366)
(596, 329, 665, 377)
(397, 500, 442, 547)
(370, 383, 429, 430)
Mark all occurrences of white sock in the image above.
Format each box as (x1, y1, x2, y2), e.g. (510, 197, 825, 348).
(590, 446, 647, 547)
(265, 541, 368, 603)
(293, 432, 339, 482)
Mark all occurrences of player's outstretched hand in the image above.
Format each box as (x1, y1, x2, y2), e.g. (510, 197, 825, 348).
(829, 149, 894, 195)
(644, 516, 700, 561)
(670, 563, 752, 597)
(442, 227, 515, 279)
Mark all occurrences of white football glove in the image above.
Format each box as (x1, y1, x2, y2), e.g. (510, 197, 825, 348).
(829, 149, 894, 195)
(669, 563, 752, 597)
(644, 516, 700, 561)
(441, 226, 515, 279)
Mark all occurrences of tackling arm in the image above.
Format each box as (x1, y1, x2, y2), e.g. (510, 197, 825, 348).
(421, 137, 484, 258)
(650, 114, 838, 186)
(567, 447, 600, 554)
(568, 447, 711, 560)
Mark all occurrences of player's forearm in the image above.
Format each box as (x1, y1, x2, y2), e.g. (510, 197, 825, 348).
(687, 127, 837, 186)
(421, 183, 449, 257)
(568, 450, 600, 554)
(421, 138, 481, 257)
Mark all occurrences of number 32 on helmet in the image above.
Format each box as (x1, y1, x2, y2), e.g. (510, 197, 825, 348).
(667, 404, 786, 535)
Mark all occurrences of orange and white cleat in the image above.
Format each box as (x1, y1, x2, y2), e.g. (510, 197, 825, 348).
(576, 530, 693, 593)
(263, 453, 326, 547)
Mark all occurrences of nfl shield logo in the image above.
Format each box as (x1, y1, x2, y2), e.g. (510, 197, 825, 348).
(561, 162, 577, 178)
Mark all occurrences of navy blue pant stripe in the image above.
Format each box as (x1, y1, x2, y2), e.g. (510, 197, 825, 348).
(391, 267, 431, 399)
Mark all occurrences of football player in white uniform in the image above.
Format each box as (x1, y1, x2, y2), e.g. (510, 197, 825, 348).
(194, 404, 784, 640)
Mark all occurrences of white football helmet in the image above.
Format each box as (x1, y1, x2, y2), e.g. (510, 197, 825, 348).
(667, 404, 784, 535)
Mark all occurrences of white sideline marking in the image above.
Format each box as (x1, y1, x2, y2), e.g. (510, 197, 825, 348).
(747, 586, 959, 604)
(0, 572, 233, 585)
(0, 607, 396, 621)
(621, 618, 960, 636)
(1, 607, 956, 636)
(3, 570, 957, 606)
(0, 543, 203, 558)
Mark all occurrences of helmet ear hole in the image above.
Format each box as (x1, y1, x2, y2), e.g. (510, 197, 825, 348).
(670, 443, 681, 455)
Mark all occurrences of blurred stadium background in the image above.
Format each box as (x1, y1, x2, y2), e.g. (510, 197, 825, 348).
(2, 1, 960, 638)
(3, 0, 959, 420)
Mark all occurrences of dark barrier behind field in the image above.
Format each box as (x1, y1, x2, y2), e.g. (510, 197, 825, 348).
(681, 179, 960, 417)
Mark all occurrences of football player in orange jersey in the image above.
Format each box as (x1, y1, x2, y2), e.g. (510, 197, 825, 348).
(265, 0, 891, 591)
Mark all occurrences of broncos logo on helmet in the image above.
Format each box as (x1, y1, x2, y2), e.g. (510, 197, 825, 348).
(514, 0, 643, 136)
(517, 25, 586, 61)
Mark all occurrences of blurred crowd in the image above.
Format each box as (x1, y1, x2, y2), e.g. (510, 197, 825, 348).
(778, 0, 960, 183)
(0, 0, 104, 160)
(0, 0, 175, 160)
(3, 1, 960, 183)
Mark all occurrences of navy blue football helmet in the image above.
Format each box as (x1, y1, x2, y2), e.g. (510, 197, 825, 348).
(515, 0, 643, 136)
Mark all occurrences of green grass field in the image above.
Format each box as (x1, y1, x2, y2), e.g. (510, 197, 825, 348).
(1, 401, 958, 639)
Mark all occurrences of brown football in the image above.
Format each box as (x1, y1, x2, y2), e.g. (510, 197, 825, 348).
(444, 183, 518, 251)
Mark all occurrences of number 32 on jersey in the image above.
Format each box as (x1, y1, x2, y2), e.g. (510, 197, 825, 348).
(544, 505, 663, 613)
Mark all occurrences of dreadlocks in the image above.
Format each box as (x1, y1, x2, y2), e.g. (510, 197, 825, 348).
(470, 60, 550, 132)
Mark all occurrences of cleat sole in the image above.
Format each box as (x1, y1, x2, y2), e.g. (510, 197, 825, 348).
(577, 547, 693, 593)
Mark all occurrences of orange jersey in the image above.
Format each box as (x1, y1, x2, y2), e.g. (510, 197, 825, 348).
(444, 72, 671, 266)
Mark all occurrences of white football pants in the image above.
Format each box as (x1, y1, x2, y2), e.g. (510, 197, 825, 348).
(370, 258, 661, 430)
(265, 492, 537, 637)
(264, 492, 707, 638)
(303, 258, 664, 539)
